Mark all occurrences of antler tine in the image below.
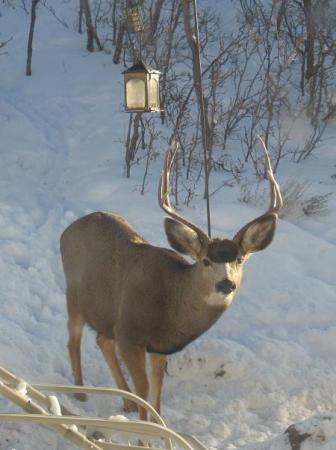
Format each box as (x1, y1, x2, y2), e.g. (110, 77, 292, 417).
(257, 136, 283, 213)
(233, 137, 283, 242)
(158, 143, 210, 244)
(158, 144, 175, 211)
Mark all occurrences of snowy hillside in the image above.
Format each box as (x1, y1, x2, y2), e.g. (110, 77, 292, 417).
(0, 2, 336, 449)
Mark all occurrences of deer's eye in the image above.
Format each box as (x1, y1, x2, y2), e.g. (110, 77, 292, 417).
(203, 258, 212, 267)
(236, 257, 244, 265)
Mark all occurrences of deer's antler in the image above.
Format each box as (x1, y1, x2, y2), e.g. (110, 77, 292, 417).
(158, 142, 210, 245)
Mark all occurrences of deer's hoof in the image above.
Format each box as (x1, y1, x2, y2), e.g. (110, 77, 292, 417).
(123, 399, 138, 413)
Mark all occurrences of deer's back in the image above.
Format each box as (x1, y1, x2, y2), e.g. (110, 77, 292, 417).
(60, 212, 148, 336)
(61, 212, 147, 272)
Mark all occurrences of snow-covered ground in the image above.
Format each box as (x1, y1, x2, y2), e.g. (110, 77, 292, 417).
(0, 2, 336, 449)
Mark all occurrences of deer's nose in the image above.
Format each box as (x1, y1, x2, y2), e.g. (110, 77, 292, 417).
(216, 279, 236, 295)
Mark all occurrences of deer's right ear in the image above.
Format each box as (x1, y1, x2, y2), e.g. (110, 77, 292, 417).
(164, 218, 205, 260)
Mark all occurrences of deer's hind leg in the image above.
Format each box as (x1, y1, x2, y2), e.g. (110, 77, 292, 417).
(96, 334, 137, 412)
(66, 287, 87, 401)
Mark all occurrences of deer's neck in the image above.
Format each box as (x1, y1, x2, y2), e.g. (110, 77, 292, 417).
(179, 262, 233, 320)
(147, 262, 232, 355)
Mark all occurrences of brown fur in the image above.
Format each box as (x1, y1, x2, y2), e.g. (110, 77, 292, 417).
(61, 208, 278, 419)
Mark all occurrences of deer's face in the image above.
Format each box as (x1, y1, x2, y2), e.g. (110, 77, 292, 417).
(202, 239, 245, 299)
(164, 214, 277, 304)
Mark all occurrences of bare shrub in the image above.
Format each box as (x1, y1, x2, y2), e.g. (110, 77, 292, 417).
(239, 178, 332, 219)
(279, 180, 312, 218)
(0, 37, 12, 56)
(239, 178, 265, 207)
(302, 192, 333, 217)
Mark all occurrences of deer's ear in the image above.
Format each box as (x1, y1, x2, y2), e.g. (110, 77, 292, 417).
(164, 218, 205, 260)
(234, 214, 277, 256)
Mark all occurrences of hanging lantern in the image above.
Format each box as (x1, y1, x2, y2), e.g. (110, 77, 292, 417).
(125, 4, 144, 33)
(123, 61, 161, 113)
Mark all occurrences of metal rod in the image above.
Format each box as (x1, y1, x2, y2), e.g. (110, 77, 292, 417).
(0, 381, 104, 450)
(0, 414, 194, 450)
(191, 0, 212, 237)
(32, 383, 165, 427)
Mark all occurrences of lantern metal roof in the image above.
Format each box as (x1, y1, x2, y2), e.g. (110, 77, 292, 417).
(122, 60, 161, 75)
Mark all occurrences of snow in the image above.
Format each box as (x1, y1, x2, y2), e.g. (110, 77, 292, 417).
(0, 2, 336, 449)
(243, 413, 336, 449)
(48, 396, 62, 416)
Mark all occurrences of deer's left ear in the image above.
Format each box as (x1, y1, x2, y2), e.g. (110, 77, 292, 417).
(234, 214, 277, 256)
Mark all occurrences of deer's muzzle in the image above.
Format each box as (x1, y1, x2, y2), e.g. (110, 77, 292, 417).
(215, 279, 236, 295)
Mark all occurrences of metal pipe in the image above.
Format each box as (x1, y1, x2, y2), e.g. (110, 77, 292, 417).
(32, 383, 165, 427)
(0, 414, 194, 450)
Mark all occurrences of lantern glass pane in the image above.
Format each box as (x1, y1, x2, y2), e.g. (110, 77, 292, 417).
(126, 78, 146, 109)
(149, 78, 159, 108)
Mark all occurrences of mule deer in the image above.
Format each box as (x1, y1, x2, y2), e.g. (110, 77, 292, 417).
(61, 138, 282, 420)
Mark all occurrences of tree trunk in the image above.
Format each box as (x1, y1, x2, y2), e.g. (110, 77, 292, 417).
(182, 0, 211, 235)
(144, 0, 165, 46)
(303, 0, 315, 80)
(111, 0, 118, 45)
(82, 0, 102, 52)
(125, 113, 142, 178)
(182, 0, 212, 159)
(78, 0, 84, 34)
(113, 23, 125, 64)
(26, 0, 40, 76)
